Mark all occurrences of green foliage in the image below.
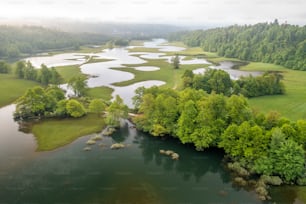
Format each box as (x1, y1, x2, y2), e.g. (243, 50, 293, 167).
(106, 95, 128, 127)
(0, 61, 10, 73)
(172, 54, 180, 69)
(0, 25, 109, 59)
(171, 21, 306, 70)
(14, 61, 62, 86)
(254, 128, 305, 182)
(14, 86, 77, 120)
(184, 68, 284, 98)
(66, 99, 86, 118)
(134, 85, 306, 183)
(89, 99, 106, 115)
(68, 76, 88, 97)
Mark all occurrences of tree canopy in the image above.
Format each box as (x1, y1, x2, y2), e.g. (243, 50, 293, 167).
(169, 21, 306, 70)
(133, 86, 306, 184)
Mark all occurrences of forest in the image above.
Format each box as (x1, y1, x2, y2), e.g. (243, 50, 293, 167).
(182, 69, 285, 97)
(169, 20, 306, 70)
(132, 86, 306, 199)
(0, 25, 109, 59)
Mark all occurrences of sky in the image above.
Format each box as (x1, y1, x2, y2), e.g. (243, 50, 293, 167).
(0, 0, 305, 26)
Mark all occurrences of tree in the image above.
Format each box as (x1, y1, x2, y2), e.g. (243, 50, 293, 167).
(50, 67, 62, 85)
(24, 61, 37, 81)
(14, 86, 47, 119)
(68, 76, 88, 97)
(89, 99, 106, 116)
(208, 70, 232, 96)
(177, 100, 198, 143)
(172, 54, 180, 69)
(15, 61, 25, 78)
(106, 95, 128, 127)
(66, 99, 86, 118)
(38, 64, 51, 85)
(0, 61, 10, 73)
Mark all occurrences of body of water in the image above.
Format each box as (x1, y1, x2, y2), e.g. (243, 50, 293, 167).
(0, 105, 265, 204)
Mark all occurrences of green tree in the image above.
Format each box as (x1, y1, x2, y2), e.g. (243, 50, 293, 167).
(15, 61, 25, 78)
(66, 99, 86, 118)
(208, 70, 232, 96)
(38, 64, 51, 85)
(172, 54, 180, 69)
(14, 86, 47, 119)
(0, 61, 10, 73)
(89, 99, 106, 116)
(24, 61, 37, 81)
(106, 95, 128, 127)
(68, 76, 88, 97)
(50, 67, 62, 85)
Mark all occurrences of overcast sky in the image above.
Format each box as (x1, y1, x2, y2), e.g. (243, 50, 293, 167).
(0, 0, 305, 26)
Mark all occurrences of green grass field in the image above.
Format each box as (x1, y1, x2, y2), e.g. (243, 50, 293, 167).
(111, 59, 208, 89)
(87, 86, 114, 101)
(0, 74, 39, 107)
(240, 62, 306, 120)
(32, 114, 105, 151)
(55, 65, 86, 82)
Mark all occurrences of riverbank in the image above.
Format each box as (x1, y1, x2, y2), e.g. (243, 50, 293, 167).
(31, 114, 106, 151)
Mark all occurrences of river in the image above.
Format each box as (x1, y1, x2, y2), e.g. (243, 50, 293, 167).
(0, 105, 264, 204)
(16, 39, 305, 203)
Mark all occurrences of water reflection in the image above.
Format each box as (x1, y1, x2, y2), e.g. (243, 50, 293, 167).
(193, 61, 261, 80)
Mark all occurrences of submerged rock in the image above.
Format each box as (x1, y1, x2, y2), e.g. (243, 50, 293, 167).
(110, 143, 125, 149)
(159, 149, 179, 160)
(83, 146, 91, 151)
(103, 127, 116, 136)
(171, 153, 179, 160)
(91, 134, 103, 141)
(86, 139, 96, 145)
(234, 177, 247, 186)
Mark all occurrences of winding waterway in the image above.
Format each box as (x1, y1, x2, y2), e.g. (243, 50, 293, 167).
(15, 39, 306, 203)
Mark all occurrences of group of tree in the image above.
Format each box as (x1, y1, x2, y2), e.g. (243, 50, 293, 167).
(0, 25, 109, 59)
(182, 69, 285, 97)
(132, 86, 306, 185)
(0, 61, 11, 73)
(14, 85, 128, 128)
(169, 20, 306, 70)
(15, 61, 62, 86)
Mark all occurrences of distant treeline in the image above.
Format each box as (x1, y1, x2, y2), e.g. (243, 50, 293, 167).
(169, 20, 306, 70)
(0, 26, 109, 59)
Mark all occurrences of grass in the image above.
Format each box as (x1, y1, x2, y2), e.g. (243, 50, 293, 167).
(87, 86, 114, 101)
(240, 62, 306, 120)
(128, 47, 160, 53)
(48, 45, 106, 55)
(0, 73, 39, 107)
(111, 59, 209, 89)
(55, 65, 86, 82)
(129, 40, 144, 46)
(85, 57, 113, 64)
(32, 114, 106, 151)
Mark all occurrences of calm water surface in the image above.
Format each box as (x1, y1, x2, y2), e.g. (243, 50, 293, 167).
(0, 105, 265, 204)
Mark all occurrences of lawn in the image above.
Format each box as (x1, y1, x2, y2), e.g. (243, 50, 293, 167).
(32, 114, 106, 151)
(0, 74, 39, 107)
(55, 65, 86, 82)
(111, 59, 208, 89)
(87, 86, 114, 101)
(241, 62, 306, 120)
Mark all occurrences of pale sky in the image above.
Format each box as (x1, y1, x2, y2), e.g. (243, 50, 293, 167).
(0, 0, 305, 25)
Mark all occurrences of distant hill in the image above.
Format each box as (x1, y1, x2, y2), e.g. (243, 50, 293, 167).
(169, 20, 306, 70)
(0, 25, 109, 59)
(0, 21, 185, 59)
